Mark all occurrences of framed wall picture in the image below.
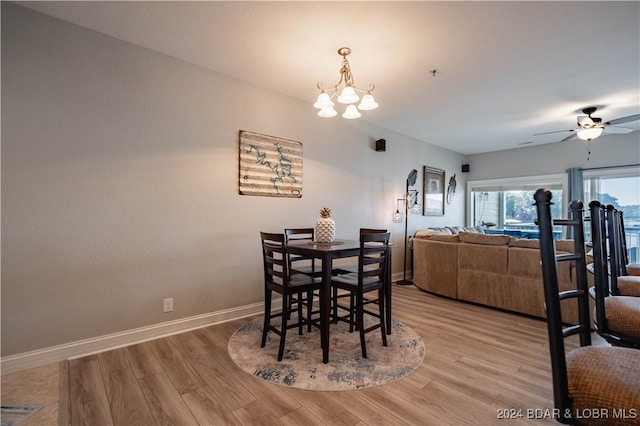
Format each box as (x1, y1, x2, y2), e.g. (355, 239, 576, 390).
(423, 166, 445, 216)
(239, 130, 303, 198)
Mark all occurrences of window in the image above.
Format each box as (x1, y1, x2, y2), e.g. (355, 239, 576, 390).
(468, 174, 565, 239)
(583, 166, 640, 263)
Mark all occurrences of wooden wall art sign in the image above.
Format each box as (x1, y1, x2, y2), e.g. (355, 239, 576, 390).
(239, 130, 303, 198)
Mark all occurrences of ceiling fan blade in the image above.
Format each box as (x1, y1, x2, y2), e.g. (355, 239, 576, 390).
(606, 114, 640, 126)
(533, 129, 573, 136)
(603, 126, 634, 135)
(561, 132, 578, 142)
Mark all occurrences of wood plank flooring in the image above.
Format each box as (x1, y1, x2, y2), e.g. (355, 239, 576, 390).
(5, 285, 598, 425)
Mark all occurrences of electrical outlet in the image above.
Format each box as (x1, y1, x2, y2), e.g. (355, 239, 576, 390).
(163, 298, 173, 313)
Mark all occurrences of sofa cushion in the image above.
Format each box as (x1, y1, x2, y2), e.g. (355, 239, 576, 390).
(465, 226, 485, 234)
(415, 226, 485, 238)
(426, 234, 460, 242)
(459, 231, 510, 246)
(446, 226, 465, 234)
(414, 229, 440, 239)
(509, 238, 539, 249)
(414, 228, 450, 238)
(433, 227, 454, 235)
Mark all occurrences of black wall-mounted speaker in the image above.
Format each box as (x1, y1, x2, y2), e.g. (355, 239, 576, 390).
(462, 164, 470, 173)
(375, 139, 386, 152)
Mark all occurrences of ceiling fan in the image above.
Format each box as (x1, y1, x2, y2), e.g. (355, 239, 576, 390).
(534, 107, 640, 142)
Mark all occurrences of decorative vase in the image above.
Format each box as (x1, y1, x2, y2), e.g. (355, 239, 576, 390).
(315, 207, 336, 243)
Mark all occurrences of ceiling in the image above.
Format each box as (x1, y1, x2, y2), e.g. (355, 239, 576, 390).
(15, 1, 640, 155)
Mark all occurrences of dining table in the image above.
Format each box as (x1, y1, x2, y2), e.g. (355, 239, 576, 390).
(284, 238, 393, 363)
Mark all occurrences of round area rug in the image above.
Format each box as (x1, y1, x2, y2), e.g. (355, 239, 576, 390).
(227, 317, 425, 391)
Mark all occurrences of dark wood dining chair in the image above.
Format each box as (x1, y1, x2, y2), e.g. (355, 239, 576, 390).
(534, 189, 640, 424)
(331, 232, 390, 358)
(284, 228, 321, 278)
(334, 228, 387, 275)
(260, 232, 321, 361)
(332, 228, 387, 329)
(618, 210, 640, 276)
(588, 201, 640, 349)
(606, 206, 640, 296)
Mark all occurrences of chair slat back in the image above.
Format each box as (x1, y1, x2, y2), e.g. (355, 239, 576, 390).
(358, 232, 390, 284)
(284, 228, 316, 273)
(260, 232, 288, 285)
(359, 228, 387, 235)
(590, 202, 640, 348)
(606, 205, 626, 294)
(617, 210, 631, 269)
(534, 189, 591, 423)
(360, 228, 387, 273)
(589, 201, 610, 334)
(284, 228, 314, 240)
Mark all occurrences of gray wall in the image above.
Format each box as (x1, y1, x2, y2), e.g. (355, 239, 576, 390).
(1, 4, 466, 357)
(466, 133, 639, 181)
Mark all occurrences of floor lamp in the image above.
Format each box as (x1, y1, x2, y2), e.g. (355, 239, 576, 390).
(397, 169, 418, 286)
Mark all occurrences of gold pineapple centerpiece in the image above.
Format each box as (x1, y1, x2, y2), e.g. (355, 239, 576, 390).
(315, 207, 336, 243)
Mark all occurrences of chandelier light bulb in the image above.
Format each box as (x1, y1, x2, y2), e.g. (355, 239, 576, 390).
(358, 94, 379, 111)
(313, 92, 334, 109)
(318, 107, 338, 118)
(342, 104, 361, 119)
(337, 86, 359, 104)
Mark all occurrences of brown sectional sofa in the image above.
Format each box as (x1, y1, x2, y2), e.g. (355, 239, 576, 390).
(413, 227, 584, 323)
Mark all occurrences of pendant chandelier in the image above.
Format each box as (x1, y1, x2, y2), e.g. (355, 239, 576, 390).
(313, 47, 378, 119)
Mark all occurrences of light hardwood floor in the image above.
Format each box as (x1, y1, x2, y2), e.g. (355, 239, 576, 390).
(3, 284, 601, 425)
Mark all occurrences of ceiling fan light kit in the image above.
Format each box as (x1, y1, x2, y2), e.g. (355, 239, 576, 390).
(313, 47, 378, 119)
(576, 126, 603, 141)
(534, 106, 639, 143)
(576, 107, 603, 141)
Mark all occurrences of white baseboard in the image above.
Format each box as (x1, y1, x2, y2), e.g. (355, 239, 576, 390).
(1, 300, 280, 375)
(2, 275, 413, 376)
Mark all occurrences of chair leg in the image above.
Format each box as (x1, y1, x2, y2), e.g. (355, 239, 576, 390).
(307, 290, 313, 332)
(278, 294, 288, 361)
(261, 288, 271, 348)
(350, 292, 356, 332)
(297, 291, 304, 335)
(379, 288, 387, 347)
(357, 292, 367, 358)
(332, 287, 338, 323)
